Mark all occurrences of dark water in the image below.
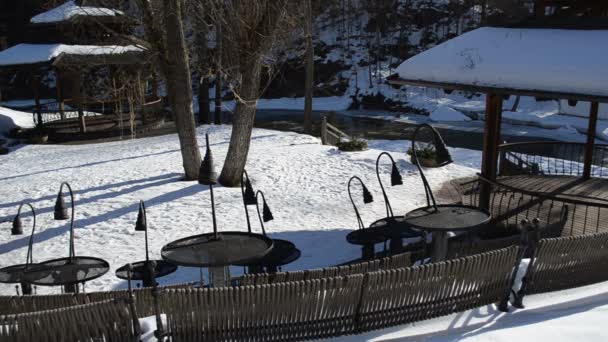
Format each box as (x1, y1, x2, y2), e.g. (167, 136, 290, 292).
(250, 109, 554, 151)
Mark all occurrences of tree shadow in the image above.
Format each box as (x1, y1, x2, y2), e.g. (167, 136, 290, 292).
(0, 183, 205, 256)
(0, 173, 183, 223)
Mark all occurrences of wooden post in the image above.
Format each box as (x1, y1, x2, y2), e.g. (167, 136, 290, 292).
(76, 72, 86, 133)
(31, 75, 43, 126)
(480, 93, 503, 210)
(583, 102, 599, 180)
(55, 68, 65, 121)
(321, 115, 327, 145)
(534, 0, 546, 18)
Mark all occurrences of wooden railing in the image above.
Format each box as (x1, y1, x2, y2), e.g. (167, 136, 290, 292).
(498, 141, 608, 178)
(320, 115, 351, 146)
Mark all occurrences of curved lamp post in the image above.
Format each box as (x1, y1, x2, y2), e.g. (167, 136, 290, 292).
(241, 170, 257, 233)
(411, 124, 453, 210)
(375, 152, 403, 218)
(21, 182, 110, 294)
(54, 182, 76, 260)
(347, 176, 374, 230)
(0, 202, 37, 295)
(199, 133, 219, 239)
(253, 190, 300, 273)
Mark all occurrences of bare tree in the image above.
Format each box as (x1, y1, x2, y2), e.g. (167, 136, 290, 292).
(203, 1, 295, 186)
(134, 0, 202, 180)
(303, 0, 314, 134)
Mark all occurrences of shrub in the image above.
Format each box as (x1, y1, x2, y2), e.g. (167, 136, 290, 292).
(337, 138, 368, 152)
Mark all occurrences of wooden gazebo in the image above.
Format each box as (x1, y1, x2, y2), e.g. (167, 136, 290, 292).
(388, 1, 608, 233)
(0, 0, 159, 139)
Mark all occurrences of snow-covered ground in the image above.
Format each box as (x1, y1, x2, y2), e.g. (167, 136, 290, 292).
(0, 126, 479, 295)
(2, 126, 607, 341)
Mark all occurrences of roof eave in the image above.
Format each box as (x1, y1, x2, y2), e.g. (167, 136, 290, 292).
(387, 74, 608, 104)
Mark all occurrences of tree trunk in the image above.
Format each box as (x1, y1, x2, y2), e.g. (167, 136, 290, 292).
(303, 0, 314, 134)
(198, 77, 211, 124)
(195, 20, 211, 124)
(163, 0, 202, 180)
(214, 20, 223, 125)
(219, 64, 261, 187)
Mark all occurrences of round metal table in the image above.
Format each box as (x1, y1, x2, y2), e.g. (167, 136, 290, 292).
(161, 232, 273, 287)
(346, 227, 388, 260)
(22, 256, 110, 292)
(404, 205, 491, 261)
(115, 260, 177, 287)
(0, 263, 35, 295)
(237, 239, 301, 273)
(369, 216, 423, 253)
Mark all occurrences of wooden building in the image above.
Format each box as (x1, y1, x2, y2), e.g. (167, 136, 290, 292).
(388, 0, 608, 212)
(0, 0, 159, 139)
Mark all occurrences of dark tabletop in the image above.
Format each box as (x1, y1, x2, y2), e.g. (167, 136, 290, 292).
(237, 239, 300, 268)
(115, 260, 177, 281)
(369, 216, 423, 239)
(404, 205, 491, 232)
(346, 227, 389, 245)
(161, 231, 274, 267)
(23, 256, 110, 286)
(0, 263, 32, 284)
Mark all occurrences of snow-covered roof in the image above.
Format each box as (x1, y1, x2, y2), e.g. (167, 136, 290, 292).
(30, 1, 124, 24)
(393, 27, 608, 101)
(0, 43, 144, 66)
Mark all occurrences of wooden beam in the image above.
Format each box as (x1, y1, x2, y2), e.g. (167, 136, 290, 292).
(54, 68, 65, 121)
(76, 72, 86, 133)
(583, 102, 599, 179)
(31, 75, 43, 127)
(535, 0, 547, 18)
(480, 93, 503, 210)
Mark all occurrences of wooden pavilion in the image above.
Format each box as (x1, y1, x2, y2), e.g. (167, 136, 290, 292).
(388, 0, 608, 234)
(0, 0, 160, 139)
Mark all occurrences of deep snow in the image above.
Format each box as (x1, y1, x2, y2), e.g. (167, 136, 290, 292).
(0, 126, 479, 295)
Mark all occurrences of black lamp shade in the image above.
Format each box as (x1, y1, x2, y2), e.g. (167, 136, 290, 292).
(199, 134, 218, 185)
(362, 186, 374, 204)
(135, 203, 147, 231)
(12, 215, 23, 235)
(54, 192, 69, 220)
(243, 177, 256, 205)
(390, 163, 403, 186)
(433, 136, 453, 166)
(262, 200, 274, 222)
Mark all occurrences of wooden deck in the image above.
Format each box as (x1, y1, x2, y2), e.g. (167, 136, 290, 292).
(438, 175, 608, 236)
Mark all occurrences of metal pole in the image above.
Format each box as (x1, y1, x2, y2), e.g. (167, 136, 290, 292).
(583, 102, 599, 180)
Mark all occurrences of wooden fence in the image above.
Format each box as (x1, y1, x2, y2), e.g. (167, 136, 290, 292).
(320, 116, 351, 146)
(515, 231, 608, 307)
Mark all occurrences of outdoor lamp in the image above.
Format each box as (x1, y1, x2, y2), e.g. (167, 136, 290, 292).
(54, 191, 69, 220)
(241, 170, 257, 205)
(376, 152, 403, 218)
(12, 213, 23, 235)
(256, 191, 274, 223)
(54, 182, 76, 257)
(348, 176, 374, 230)
(135, 200, 150, 263)
(411, 124, 453, 209)
(135, 200, 147, 232)
(200, 133, 219, 238)
(198, 133, 218, 185)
